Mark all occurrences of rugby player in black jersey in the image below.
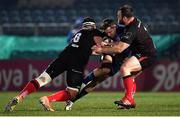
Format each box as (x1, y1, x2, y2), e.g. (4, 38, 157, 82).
(93, 5, 157, 109)
(4, 17, 105, 112)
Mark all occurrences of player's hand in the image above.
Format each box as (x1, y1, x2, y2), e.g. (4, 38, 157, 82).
(101, 41, 108, 46)
(91, 45, 103, 54)
(101, 39, 113, 47)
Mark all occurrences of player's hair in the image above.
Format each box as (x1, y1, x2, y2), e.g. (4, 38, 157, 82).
(118, 4, 134, 18)
(101, 18, 116, 30)
(82, 17, 96, 30)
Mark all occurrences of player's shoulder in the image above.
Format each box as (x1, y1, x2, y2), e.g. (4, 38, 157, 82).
(135, 18, 147, 30)
(125, 18, 140, 33)
(135, 18, 150, 33)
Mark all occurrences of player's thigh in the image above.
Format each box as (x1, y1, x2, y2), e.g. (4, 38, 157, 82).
(122, 56, 142, 72)
(45, 57, 66, 79)
(66, 69, 83, 91)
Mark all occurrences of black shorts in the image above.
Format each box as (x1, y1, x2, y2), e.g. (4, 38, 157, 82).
(134, 54, 156, 70)
(45, 57, 83, 90)
(66, 69, 83, 90)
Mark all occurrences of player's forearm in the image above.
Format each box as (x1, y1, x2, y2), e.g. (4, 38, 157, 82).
(101, 42, 129, 54)
(101, 46, 121, 54)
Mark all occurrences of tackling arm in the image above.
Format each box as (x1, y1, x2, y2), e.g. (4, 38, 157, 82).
(92, 41, 130, 54)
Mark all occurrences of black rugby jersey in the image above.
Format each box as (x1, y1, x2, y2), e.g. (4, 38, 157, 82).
(59, 29, 104, 68)
(120, 18, 157, 57)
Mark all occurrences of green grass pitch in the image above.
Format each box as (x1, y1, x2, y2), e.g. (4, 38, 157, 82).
(0, 92, 180, 116)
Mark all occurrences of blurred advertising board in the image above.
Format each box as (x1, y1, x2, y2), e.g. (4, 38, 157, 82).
(0, 60, 180, 92)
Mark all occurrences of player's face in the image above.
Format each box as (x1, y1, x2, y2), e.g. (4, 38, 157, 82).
(104, 25, 116, 38)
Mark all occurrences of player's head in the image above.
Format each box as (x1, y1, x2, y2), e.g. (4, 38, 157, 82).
(117, 4, 134, 25)
(102, 18, 116, 38)
(82, 17, 96, 30)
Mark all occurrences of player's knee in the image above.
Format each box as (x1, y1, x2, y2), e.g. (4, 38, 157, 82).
(120, 65, 129, 74)
(35, 71, 52, 87)
(104, 55, 113, 62)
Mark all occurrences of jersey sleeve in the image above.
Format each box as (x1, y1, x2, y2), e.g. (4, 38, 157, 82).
(120, 27, 136, 44)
